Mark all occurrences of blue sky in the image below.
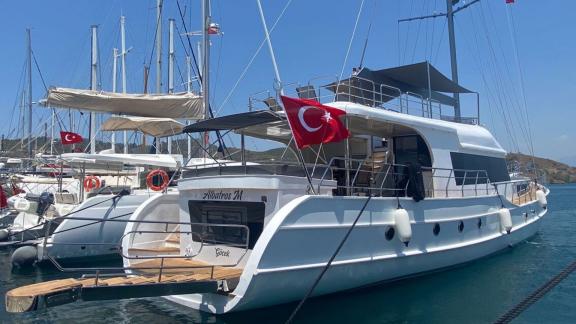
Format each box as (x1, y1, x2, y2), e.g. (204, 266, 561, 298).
(0, 0, 574, 163)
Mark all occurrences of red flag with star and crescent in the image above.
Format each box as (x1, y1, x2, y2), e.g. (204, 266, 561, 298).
(280, 96, 350, 149)
(60, 131, 83, 145)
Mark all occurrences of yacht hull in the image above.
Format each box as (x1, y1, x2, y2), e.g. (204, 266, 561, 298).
(162, 194, 546, 314)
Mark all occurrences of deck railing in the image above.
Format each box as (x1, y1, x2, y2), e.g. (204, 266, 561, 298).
(249, 74, 479, 125)
(315, 157, 493, 198)
(41, 217, 249, 284)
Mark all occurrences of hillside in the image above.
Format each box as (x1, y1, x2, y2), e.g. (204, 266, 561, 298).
(507, 153, 576, 184)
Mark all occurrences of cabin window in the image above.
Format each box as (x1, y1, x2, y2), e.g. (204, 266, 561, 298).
(188, 201, 265, 249)
(393, 135, 432, 167)
(450, 152, 510, 185)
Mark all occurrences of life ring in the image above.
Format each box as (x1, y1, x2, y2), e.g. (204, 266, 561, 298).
(83, 176, 101, 192)
(146, 169, 170, 191)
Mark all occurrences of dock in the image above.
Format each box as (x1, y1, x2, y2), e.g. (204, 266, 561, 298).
(5, 258, 243, 313)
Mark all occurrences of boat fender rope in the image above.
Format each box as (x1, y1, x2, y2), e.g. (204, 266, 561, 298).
(285, 195, 373, 324)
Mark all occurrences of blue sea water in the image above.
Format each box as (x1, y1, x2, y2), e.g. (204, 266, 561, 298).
(1, 184, 575, 323)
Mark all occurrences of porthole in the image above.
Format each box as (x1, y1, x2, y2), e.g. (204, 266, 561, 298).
(458, 221, 464, 233)
(385, 226, 395, 241)
(433, 223, 440, 236)
(477, 218, 482, 229)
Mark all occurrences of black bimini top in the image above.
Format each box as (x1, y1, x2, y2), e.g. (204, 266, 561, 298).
(325, 61, 472, 107)
(182, 110, 283, 133)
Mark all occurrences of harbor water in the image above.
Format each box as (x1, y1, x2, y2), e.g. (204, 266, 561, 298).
(1, 184, 575, 324)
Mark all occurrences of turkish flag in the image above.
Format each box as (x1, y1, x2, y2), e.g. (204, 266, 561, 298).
(60, 131, 83, 145)
(506, 0, 514, 3)
(280, 96, 350, 149)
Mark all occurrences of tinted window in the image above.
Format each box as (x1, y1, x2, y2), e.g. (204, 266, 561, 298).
(393, 135, 432, 167)
(188, 200, 265, 249)
(450, 152, 510, 185)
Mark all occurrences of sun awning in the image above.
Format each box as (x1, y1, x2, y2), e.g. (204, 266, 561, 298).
(60, 153, 182, 169)
(101, 116, 184, 137)
(325, 61, 472, 106)
(182, 110, 282, 133)
(43, 87, 204, 119)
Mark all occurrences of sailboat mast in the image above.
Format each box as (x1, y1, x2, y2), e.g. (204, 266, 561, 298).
(202, 0, 210, 155)
(167, 18, 175, 154)
(111, 47, 118, 151)
(26, 28, 33, 163)
(90, 25, 98, 154)
(186, 55, 192, 161)
(155, 0, 163, 154)
(121, 16, 128, 154)
(445, 0, 460, 120)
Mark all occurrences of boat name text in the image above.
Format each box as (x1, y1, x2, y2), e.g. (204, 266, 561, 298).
(202, 189, 243, 200)
(215, 247, 231, 257)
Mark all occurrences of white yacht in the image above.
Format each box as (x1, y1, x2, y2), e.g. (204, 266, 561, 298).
(5, 62, 548, 315)
(115, 63, 549, 314)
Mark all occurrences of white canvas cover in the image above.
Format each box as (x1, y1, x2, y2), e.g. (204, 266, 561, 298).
(101, 116, 184, 137)
(44, 87, 204, 119)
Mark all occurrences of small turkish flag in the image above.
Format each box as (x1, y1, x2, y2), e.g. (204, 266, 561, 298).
(506, 0, 514, 3)
(280, 96, 350, 149)
(60, 131, 83, 145)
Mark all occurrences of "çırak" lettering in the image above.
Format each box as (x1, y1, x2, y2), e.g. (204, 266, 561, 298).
(202, 189, 243, 200)
(215, 247, 231, 257)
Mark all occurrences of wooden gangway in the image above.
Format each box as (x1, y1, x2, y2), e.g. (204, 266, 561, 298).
(6, 259, 243, 313)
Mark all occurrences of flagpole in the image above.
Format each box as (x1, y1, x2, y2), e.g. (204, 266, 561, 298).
(256, 0, 317, 194)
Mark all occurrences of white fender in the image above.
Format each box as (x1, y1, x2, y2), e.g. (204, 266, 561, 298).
(394, 208, 412, 246)
(536, 189, 547, 209)
(499, 208, 512, 234)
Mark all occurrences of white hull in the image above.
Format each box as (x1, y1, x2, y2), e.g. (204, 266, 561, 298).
(158, 192, 546, 314)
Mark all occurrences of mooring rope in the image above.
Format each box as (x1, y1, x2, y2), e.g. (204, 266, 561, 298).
(494, 260, 576, 324)
(285, 195, 372, 324)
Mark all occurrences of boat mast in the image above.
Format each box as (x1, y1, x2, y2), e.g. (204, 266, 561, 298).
(26, 28, 33, 164)
(445, 0, 460, 121)
(121, 15, 129, 154)
(167, 18, 175, 154)
(155, 0, 163, 154)
(186, 55, 192, 161)
(90, 25, 98, 155)
(50, 109, 55, 155)
(398, 0, 481, 122)
(111, 47, 117, 151)
(202, 0, 210, 156)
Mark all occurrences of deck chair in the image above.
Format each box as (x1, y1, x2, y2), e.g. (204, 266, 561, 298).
(296, 85, 318, 101)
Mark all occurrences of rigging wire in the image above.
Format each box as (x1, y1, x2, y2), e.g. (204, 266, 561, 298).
(358, 0, 378, 69)
(214, 0, 294, 116)
(338, 0, 366, 82)
(505, 4, 537, 173)
(479, 0, 533, 153)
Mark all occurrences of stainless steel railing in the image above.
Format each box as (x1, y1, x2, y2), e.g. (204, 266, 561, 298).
(315, 157, 495, 198)
(248, 74, 479, 124)
(42, 217, 250, 282)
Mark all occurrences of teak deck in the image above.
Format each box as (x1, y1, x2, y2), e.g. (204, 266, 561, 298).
(5, 258, 243, 313)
